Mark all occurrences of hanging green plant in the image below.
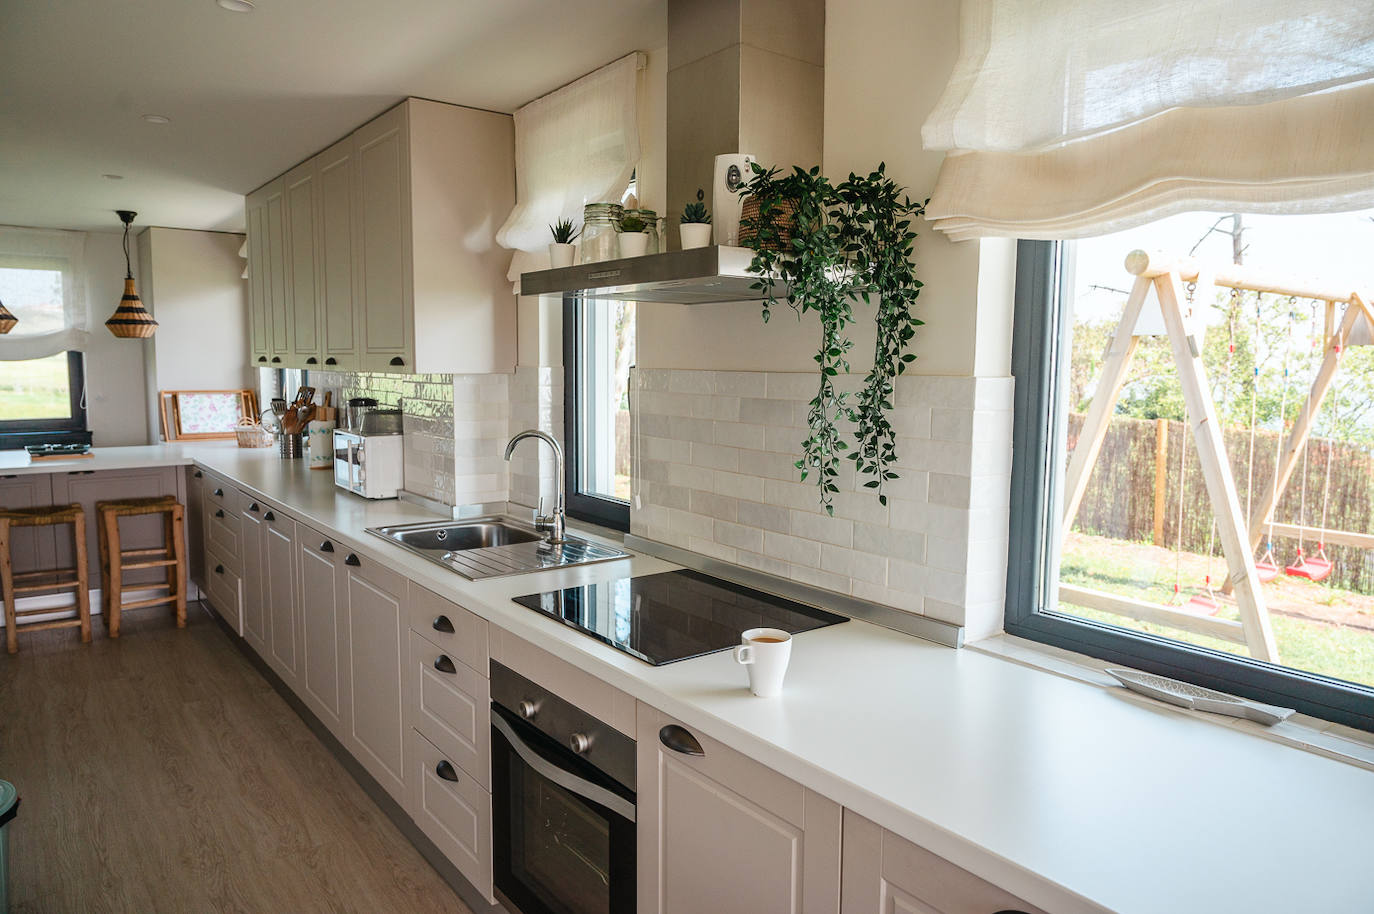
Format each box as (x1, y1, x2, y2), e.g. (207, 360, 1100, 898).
(739, 162, 925, 514)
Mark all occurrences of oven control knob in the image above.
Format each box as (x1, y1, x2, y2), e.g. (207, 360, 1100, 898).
(568, 732, 592, 755)
(518, 700, 537, 720)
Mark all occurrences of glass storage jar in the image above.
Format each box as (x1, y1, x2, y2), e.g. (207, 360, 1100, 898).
(580, 203, 624, 264)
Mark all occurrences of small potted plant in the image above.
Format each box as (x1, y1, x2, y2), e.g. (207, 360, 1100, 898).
(617, 212, 649, 258)
(679, 188, 712, 250)
(548, 219, 579, 268)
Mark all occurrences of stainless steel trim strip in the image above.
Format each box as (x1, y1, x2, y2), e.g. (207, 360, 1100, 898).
(491, 714, 636, 823)
(622, 534, 965, 649)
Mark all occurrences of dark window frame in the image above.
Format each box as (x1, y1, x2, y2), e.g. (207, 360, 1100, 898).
(0, 351, 91, 449)
(1006, 240, 1374, 732)
(563, 294, 630, 531)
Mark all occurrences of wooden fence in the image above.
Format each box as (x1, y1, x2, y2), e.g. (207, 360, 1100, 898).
(1067, 413, 1374, 594)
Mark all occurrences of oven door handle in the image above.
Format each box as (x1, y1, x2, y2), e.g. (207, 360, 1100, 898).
(492, 712, 636, 823)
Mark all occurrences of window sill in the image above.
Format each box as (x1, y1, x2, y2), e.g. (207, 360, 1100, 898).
(970, 632, 1374, 772)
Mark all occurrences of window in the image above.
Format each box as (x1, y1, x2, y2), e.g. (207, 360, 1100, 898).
(564, 296, 635, 530)
(0, 263, 88, 445)
(1008, 211, 1374, 731)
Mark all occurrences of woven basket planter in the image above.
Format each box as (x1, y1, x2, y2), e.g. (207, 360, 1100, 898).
(738, 197, 800, 251)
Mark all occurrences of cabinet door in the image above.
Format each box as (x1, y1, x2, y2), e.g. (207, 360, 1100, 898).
(353, 104, 413, 370)
(0, 474, 56, 577)
(344, 549, 407, 801)
(284, 160, 322, 367)
(316, 137, 358, 371)
(245, 187, 271, 366)
(186, 468, 205, 589)
(240, 506, 267, 656)
(264, 177, 291, 363)
(841, 811, 1046, 914)
(297, 527, 348, 737)
(637, 705, 842, 914)
(263, 511, 298, 685)
(51, 467, 179, 585)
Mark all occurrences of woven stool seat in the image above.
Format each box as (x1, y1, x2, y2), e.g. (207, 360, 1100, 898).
(1, 503, 91, 653)
(98, 497, 186, 637)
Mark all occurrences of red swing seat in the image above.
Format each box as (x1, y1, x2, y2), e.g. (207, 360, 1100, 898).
(1185, 593, 1221, 615)
(1254, 549, 1280, 583)
(1286, 547, 1334, 582)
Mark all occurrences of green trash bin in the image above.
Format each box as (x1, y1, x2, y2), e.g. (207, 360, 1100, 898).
(0, 780, 17, 914)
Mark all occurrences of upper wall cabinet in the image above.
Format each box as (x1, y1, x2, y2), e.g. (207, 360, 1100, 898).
(246, 98, 516, 374)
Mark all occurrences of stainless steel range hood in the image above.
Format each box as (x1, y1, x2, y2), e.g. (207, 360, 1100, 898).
(520, 245, 782, 304)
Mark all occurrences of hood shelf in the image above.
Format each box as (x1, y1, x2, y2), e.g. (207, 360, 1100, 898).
(519, 245, 781, 304)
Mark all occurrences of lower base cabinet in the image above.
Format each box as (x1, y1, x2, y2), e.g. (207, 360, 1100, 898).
(637, 704, 842, 914)
(841, 811, 1045, 914)
(344, 551, 407, 803)
(407, 727, 494, 901)
(297, 527, 349, 738)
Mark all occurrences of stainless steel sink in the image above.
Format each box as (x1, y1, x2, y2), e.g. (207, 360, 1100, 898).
(366, 517, 630, 580)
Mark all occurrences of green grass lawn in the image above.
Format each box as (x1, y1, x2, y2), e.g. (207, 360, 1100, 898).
(1060, 533, 1374, 688)
(0, 355, 71, 420)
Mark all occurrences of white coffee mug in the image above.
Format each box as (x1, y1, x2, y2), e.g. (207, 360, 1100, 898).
(733, 628, 792, 697)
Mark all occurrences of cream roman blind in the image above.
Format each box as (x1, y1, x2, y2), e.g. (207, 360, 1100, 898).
(0, 226, 90, 360)
(921, 0, 1374, 242)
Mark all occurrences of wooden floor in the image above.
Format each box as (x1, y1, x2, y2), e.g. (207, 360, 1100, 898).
(0, 603, 475, 914)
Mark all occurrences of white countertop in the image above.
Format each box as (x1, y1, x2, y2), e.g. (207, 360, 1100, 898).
(47, 445, 1374, 914)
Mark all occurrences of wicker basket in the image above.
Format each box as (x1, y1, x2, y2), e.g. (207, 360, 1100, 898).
(235, 417, 275, 449)
(738, 196, 799, 251)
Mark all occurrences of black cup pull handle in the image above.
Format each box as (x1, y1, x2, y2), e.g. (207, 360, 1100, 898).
(435, 760, 459, 782)
(215, 564, 224, 574)
(264, 511, 275, 521)
(659, 725, 705, 757)
(433, 655, 456, 674)
(194, 470, 203, 478)
(258, 356, 267, 363)
(249, 502, 260, 512)
(432, 615, 454, 633)
(345, 554, 360, 567)
(389, 356, 404, 366)
(324, 357, 337, 365)
(214, 509, 224, 518)
(306, 357, 318, 364)
(213, 488, 224, 497)
(271, 357, 281, 363)
(320, 540, 334, 553)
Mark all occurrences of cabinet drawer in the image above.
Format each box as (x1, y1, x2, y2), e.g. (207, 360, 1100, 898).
(204, 546, 242, 634)
(204, 491, 241, 566)
(408, 582, 487, 677)
(408, 630, 490, 788)
(408, 728, 493, 902)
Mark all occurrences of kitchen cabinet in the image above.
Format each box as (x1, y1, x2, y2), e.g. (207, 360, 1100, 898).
(51, 467, 180, 586)
(405, 629, 489, 789)
(297, 524, 349, 738)
(239, 497, 267, 656)
(204, 547, 241, 635)
(243, 97, 515, 374)
(407, 727, 493, 900)
(840, 811, 1045, 914)
(0, 474, 56, 577)
(263, 509, 299, 687)
(186, 468, 205, 590)
(636, 704, 842, 914)
(344, 550, 407, 802)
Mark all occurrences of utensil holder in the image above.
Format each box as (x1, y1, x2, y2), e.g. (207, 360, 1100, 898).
(279, 433, 305, 460)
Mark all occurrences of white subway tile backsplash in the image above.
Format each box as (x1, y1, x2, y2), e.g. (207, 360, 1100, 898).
(763, 531, 821, 566)
(789, 509, 853, 547)
(713, 470, 764, 503)
(714, 421, 767, 450)
(739, 397, 797, 427)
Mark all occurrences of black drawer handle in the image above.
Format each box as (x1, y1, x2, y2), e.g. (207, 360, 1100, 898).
(194, 470, 203, 478)
(271, 357, 281, 363)
(214, 509, 224, 518)
(213, 488, 224, 497)
(257, 356, 267, 363)
(306, 357, 318, 364)
(432, 615, 454, 633)
(215, 564, 224, 574)
(389, 356, 404, 366)
(435, 760, 458, 782)
(249, 502, 260, 512)
(659, 725, 705, 757)
(264, 511, 275, 521)
(320, 540, 334, 553)
(433, 654, 456, 674)
(345, 554, 360, 566)
(324, 357, 337, 365)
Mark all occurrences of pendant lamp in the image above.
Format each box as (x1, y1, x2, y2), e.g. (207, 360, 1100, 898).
(106, 210, 158, 339)
(0, 299, 17, 334)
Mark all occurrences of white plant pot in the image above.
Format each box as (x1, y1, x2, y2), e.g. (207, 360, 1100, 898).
(679, 223, 712, 250)
(618, 232, 649, 258)
(548, 242, 576, 268)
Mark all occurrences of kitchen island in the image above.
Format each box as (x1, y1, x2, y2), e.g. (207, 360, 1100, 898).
(11, 443, 1373, 914)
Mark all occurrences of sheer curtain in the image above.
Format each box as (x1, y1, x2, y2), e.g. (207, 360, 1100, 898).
(0, 226, 90, 360)
(497, 53, 644, 285)
(921, 0, 1374, 241)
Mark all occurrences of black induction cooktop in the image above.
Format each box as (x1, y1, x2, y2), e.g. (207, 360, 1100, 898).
(512, 569, 848, 666)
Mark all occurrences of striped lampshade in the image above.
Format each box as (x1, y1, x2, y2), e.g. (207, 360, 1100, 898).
(107, 209, 157, 339)
(0, 299, 17, 334)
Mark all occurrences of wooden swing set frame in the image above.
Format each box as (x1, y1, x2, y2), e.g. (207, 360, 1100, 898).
(1058, 249, 1374, 663)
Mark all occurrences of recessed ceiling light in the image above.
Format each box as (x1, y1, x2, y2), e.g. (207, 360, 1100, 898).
(141, 114, 170, 125)
(216, 0, 255, 11)
(102, 174, 124, 180)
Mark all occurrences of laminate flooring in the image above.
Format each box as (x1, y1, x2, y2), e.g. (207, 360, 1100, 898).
(0, 603, 475, 914)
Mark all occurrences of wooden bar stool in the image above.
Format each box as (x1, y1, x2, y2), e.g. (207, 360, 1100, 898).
(96, 496, 187, 638)
(0, 503, 91, 654)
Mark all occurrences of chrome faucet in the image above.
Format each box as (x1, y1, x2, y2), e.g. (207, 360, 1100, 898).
(503, 429, 566, 544)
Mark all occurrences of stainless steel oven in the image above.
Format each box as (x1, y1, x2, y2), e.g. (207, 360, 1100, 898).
(490, 661, 636, 914)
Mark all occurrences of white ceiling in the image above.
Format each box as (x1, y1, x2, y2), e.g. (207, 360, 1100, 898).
(0, 0, 664, 235)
